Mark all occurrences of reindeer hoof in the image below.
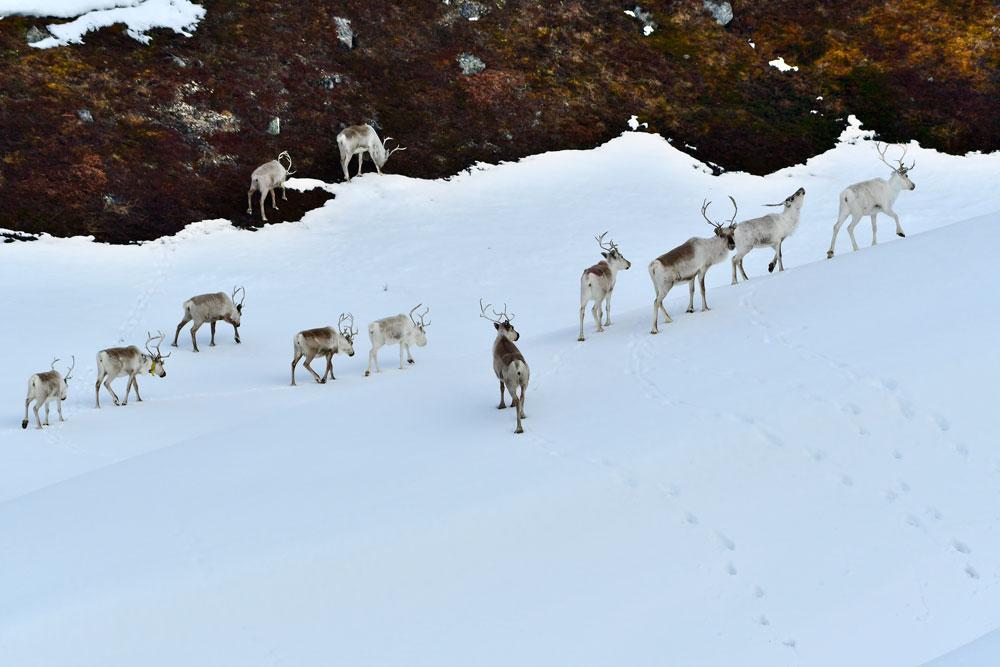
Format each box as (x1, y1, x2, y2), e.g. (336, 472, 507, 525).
(210, 342, 216, 347)
(235, 340, 241, 345)
(578, 336, 585, 342)
(21, 420, 28, 429)
(364, 371, 371, 377)
(498, 404, 507, 410)
(650, 330, 658, 335)
(319, 379, 326, 384)
(408, 359, 415, 365)
(826, 251, 834, 259)
(246, 208, 252, 215)
(897, 231, 905, 238)
(686, 308, 694, 314)
(768, 263, 776, 273)
(515, 427, 524, 434)
(170, 342, 178, 348)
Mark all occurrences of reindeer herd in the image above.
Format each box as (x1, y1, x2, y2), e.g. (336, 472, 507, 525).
(21, 139, 918, 435)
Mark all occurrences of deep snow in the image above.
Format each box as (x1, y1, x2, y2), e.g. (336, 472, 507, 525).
(1, 121, 999, 666)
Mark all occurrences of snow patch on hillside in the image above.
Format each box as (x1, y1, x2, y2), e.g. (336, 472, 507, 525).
(0, 0, 205, 48)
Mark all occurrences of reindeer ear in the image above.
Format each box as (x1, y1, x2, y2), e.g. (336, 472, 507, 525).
(494, 322, 500, 330)
(601, 252, 609, 259)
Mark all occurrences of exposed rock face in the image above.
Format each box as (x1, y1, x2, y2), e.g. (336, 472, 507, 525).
(703, 1, 733, 26)
(0, 1, 996, 242)
(25, 25, 48, 44)
(457, 52, 486, 75)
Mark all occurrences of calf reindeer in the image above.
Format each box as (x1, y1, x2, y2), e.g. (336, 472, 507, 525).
(731, 187, 806, 283)
(579, 232, 631, 341)
(336, 124, 406, 181)
(172, 286, 245, 352)
(291, 313, 358, 385)
(22, 356, 74, 430)
(481, 300, 529, 434)
(649, 197, 737, 334)
(827, 142, 916, 258)
(247, 151, 296, 222)
(365, 304, 430, 376)
(95, 332, 169, 408)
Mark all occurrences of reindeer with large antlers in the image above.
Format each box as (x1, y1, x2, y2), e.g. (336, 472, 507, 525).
(291, 313, 359, 386)
(248, 151, 296, 222)
(827, 142, 916, 258)
(95, 332, 169, 408)
(648, 197, 738, 334)
(481, 300, 530, 434)
(578, 232, 631, 342)
(365, 304, 430, 377)
(172, 287, 245, 352)
(336, 124, 407, 182)
(22, 356, 75, 430)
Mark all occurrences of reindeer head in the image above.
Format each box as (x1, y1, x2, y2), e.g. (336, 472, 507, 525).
(480, 299, 519, 341)
(51, 355, 75, 400)
(374, 136, 407, 169)
(277, 151, 296, 177)
(595, 231, 631, 271)
(876, 142, 916, 190)
(145, 331, 170, 378)
(338, 313, 359, 357)
(701, 196, 739, 250)
(409, 304, 430, 347)
(231, 286, 246, 325)
(764, 187, 806, 210)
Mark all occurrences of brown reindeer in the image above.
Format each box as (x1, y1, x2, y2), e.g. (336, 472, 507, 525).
(481, 300, 530, 434)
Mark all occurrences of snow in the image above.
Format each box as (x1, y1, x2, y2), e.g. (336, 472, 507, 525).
(2, 122, 1000, 666)
(769, 56, 799, 72)
(0, 0, 205, 48)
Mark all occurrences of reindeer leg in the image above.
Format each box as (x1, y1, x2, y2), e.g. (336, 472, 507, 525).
(281, 182, 288, 201)
(365, 346, 376, 377)
(578, 299, 587, 342)
(405, 343, 415, 365)
(739, 258, 749, 281)
(290, 351, 302, 386)
(190, 322, 202, 352)
(686, 280, 696, 313)
(847, 214, 862, 251)
(57, 398, 64, 422)
(777, 240, 785, 271)
(172, 313, 191, 347)
(133, 375, 143, 403)
(210, 321, 217, 346)
(259, 190, 268, 222)
(247, 184, 255, 215)
(303, 354, 323, 383)
(23, 397, 31, 429)
(233, 323, 241, 344)
(604, 294, 613, 326)
(870, 213, 878, 246)
(356, 152, 364, 177)
(828, 205, 850, 258)
(271, 187, 280, 211)
(518, 382, 527, 419)
(768, 244, 780, 273)
(888, 209, 905, 238)
(731, 255, 740, 285)
(592, 302, 603, 332)
(399, 342, 406, 370)
(33, 401, 42, 429)
(326, 352, 335, 381)
(341, 156, 351, 182)
(507, 380, 523, 433)
(104, 377, 120, 406)
(122, 375, 132, 406)
(699, 271, 710, 311)
(43, 400, 50, 427)
(498, 381, 507, 409)
(95, 373, 103, 408)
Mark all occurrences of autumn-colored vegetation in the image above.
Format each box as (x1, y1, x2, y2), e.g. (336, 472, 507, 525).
(0, 0, 996, 242)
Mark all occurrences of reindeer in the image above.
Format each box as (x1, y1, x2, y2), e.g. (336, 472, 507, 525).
(731, 187, 806, 284)
(291, 314, 358, 386)
(336, 124, 406, 182)
(365, 304, 429, 376)
(95, 332, 169, 408)
(172, 286, 245, 352)
(481, 300, 530, 434)
(579, 232, 631, 342)
(22, 356, 74, 430)
(649, 197, 738, 334)
(827, 143, 916, 258)
(247, 151, 296, 222)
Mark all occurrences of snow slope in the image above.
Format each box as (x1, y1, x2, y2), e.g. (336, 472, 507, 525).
(0, 0, 205, 48)
(1, 123, 999, 666)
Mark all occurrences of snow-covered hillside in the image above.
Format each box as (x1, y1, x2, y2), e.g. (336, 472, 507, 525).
(1, 122, 999, 666)
(0, 0, 205, 48)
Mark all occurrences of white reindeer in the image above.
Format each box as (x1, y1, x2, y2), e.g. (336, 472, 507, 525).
(827, 143, 916, 258)
(649, 197, 738, 334)
(247, 151, 296, 222)
(172, 286, 245, 352)
(365, 304, 429, 377)
(731, 187, 806, 284)
(291, 313, 358, 386)
(481, 300, 530, 434)
(95, 332, 169, 408)
(336, 124, 406, 181)
(22, 356, 74, 430)
(578, 232, 631, 342)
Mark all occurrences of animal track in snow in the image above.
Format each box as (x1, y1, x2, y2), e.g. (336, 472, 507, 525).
(952, 540, 971, 554)
(965, 565, 980, 580)
(840, 474, 854, 487)
(756, 614, 770, 626)
(754, 586, 766, 598)
(716, 532, 736, 551)
(726, 561, 737, 576)
(684, 512, 699, 525)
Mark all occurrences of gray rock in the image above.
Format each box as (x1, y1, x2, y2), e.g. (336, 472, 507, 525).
(334, 17, 354, 49)
(77, 109, 94, 123)
(459, 1, 489, 20)
(320, 73, 344, 89)
(171, 55, 188, 68)
(703, 0, 733, 26)
(26, 26, 49, 44)
(457, 52, 486, 76)
(267, 117, 281, 135)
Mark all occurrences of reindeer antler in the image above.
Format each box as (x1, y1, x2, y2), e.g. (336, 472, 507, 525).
(278, 151, 296, 176)
(50, 357, 60, 371)
(416, 305, 430, 328)
(338, 312, 358, 339)
(701, 199, 720, 229)
(64, 355, 75, 380)
(595, 231, 618, 252)
(146, 330, 170, 359)
(383, 137, 407, 158)
(726, 195, 738, 226)
(232, 285, 246, 309)
(479, 298, 513, 324)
